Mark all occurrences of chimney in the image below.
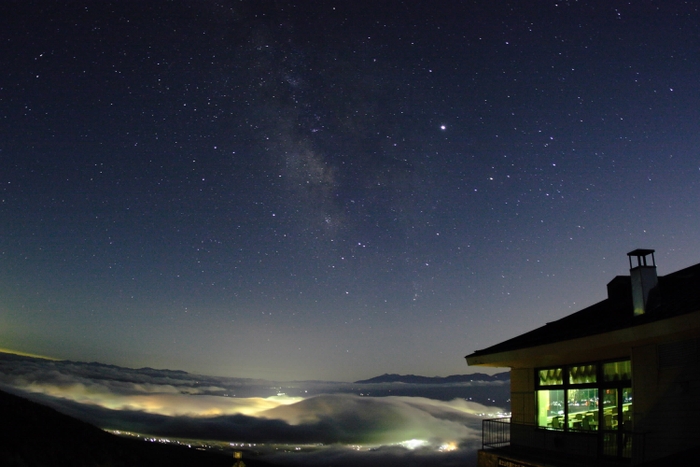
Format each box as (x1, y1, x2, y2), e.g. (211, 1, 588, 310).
(627, 249, 658, 316)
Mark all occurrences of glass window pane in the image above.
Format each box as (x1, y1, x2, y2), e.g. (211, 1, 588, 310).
(621, 387, 633, 431)
(569, 364, 597, 384)
(538, 368, 563, 386)
(603, 360, 631, 382)
(602, 388, 618, 430)
(567, 388, 598, 431)
(537, 389, 564, 429)
(621, 387, 633, 457)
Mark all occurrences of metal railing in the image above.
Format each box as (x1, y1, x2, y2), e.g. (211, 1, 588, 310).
(482, 418, 646, 462)
(482, 417, 511, 449)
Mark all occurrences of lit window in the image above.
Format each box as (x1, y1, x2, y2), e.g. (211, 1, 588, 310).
(538, 367, 563, 386)
(603, 360, 631, 382)
(537, 389, 564, 428)
(568, 388, 598, 431)
(569, 364, 597, 384)
(536, 360, 631, 435)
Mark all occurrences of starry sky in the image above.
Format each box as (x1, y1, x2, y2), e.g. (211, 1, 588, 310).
(1, 1, 699, 382)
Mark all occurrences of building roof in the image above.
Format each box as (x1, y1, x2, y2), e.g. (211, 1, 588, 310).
(465, 261, 700, 362)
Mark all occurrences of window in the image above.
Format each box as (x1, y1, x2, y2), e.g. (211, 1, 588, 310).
(536, 359, 631, 435)
(603, 360, 631, 382)
(537, 389, 564, 428)
(539, 368, 563, 386)
(568, 388, 599, 430)
(569, 364, 596, 384)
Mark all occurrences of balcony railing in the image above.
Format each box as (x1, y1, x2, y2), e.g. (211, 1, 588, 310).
(483, 417, 511, 449)
(482, 418, 646, 463)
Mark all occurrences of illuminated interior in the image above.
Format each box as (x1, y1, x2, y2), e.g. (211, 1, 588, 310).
(536, 360, 632, 437)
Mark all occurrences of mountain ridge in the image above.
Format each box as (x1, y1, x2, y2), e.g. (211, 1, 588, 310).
(355, 372, 509, 384)
(0, 388, 271, 467)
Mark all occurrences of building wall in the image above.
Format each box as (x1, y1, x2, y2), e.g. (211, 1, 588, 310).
(510, 367, 535, 425)
(505, 337, 700, 464)
(633, 338, 700, 462)
(632, 344, 657, 428)
(473, 310, 700, 465)
(509, 366, 538, 453)
(477, 449, 546, 467)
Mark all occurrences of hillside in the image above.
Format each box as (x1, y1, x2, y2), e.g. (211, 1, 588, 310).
(0, 389, 270, 467)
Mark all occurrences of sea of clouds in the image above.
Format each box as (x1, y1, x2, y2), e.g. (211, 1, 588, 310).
(0, 352, 508, 467)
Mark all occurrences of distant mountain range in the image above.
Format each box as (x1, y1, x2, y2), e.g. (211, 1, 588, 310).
(355, 372, 509, 384)
(0, 349, 510, 406)
(347, 372, 510, 403)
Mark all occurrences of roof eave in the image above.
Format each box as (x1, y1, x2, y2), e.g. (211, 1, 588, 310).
(466, 309, 700, 369)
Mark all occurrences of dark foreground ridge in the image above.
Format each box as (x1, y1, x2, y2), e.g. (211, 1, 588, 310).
(0, 389, 272, 467)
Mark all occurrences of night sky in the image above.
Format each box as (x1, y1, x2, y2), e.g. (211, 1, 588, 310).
(2, 1, 699, 382)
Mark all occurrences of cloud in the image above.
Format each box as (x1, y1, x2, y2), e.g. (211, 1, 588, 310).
(0, 352, 510, 402)
(261, 394, 485, 445)
(4, 389, 487, 447)
(0, 352, 505, 466)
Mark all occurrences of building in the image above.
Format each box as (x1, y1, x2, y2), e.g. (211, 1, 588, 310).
(465, 250, 700, 466)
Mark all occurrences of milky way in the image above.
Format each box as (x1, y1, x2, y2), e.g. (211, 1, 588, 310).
(1, 1, 699, 381)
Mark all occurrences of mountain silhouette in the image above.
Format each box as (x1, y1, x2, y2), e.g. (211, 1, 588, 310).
(355, 372, 509, 384)
(0, 389, 270, 467)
